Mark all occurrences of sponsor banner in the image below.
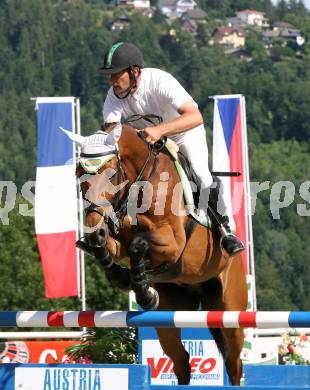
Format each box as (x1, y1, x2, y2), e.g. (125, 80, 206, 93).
(142, 339, 223, 386)
(14, 366, 128, 390)
(0, 341, 78, 364)
(139, 328, 226, 386)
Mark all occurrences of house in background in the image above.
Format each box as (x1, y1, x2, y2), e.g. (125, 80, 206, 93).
(182, 8, 207, 23)
(109, 15, 131, 30)
(158, 0, 197, 18)
(261, 21, 303, 47)
(226, 16, 247, 29)
(158, 0, 177, 18)
(211, 26, 246, 48)
(116, 0, 150, 9)
(181, 8, 207, 35)
(236, 9, 269, 28)
(176, 0, 197, 16)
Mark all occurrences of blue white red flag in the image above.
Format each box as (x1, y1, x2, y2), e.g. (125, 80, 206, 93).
(35, 97, 79, 298)
(212, 95, 253, 275)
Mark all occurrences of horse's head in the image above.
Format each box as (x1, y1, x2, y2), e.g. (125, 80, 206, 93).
(61, 123, 127, 247)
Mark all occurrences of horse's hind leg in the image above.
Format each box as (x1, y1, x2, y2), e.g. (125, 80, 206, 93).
(201, 265, 247, 385)
(220, 258, 247, 385)
(154, 283, 200, 385)
(220, 328, 244, 385)
(156, 328, 190, 385)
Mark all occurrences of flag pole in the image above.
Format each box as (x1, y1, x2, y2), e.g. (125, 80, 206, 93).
(241, 96, 256, 311)
(75, 98, 86, 312)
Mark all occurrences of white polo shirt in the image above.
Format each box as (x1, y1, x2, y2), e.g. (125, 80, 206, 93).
(103, 68, 205, 143)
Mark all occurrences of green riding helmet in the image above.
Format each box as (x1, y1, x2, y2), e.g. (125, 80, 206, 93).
(100, 42, 144, 74)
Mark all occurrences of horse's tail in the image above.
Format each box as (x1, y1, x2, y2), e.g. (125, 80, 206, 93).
(201, 278, 227, 361)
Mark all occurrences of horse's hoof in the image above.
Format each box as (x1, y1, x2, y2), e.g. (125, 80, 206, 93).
(137, 287, 159, 310)
(129, 236, 149, 256)
(76, 240, 95, 256)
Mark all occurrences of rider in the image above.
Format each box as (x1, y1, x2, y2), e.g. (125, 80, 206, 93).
(100, 41, 244, 256)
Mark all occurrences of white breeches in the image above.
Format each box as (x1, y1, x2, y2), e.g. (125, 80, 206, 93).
(171, 126, 213, 189)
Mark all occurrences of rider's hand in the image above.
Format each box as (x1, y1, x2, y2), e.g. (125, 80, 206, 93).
(139, 126, 162, 144)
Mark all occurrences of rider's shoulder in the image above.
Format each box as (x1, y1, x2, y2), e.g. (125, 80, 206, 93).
(143, 68, 178, 84)
(143, 67, 173, 77)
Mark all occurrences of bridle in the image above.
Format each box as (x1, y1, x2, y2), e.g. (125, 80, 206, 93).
(80, 121, 165, 235)
(80, 148, 126, 235)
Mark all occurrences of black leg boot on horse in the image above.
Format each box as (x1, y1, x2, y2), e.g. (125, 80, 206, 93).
(78, 229, 131, 290)
(128, 236, 159, 310)
(204, 176, 244, 257)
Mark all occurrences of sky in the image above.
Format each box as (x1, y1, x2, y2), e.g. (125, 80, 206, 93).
(271, 0, 310, 9)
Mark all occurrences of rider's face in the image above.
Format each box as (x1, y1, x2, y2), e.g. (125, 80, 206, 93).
(109, 69, 130, 95)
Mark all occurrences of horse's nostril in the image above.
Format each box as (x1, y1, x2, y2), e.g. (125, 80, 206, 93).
(97, 228, 107, 244)
(84, 230, 106, 247)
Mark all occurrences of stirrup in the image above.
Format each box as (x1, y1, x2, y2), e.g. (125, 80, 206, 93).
(219, 227, 244, 257)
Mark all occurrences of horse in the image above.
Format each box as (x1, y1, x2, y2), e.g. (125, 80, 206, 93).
(62, 122, 248, 385)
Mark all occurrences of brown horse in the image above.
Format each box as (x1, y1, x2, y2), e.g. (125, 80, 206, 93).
(62, 122, 248, 385)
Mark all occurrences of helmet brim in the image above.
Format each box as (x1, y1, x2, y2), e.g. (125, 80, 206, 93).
(99, 66, 127, 74)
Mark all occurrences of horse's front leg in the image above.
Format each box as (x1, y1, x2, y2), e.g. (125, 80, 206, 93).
(93, 244, 131, 290)
(128, 235, 159, 310)
(79, 227, 131, 290)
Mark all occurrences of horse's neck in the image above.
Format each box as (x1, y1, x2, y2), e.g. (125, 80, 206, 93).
(118, 127, 150, 178)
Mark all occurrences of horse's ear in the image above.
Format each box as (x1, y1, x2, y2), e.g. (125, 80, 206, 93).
(105, 123, 122, 146)
(59, 127, 86, 147)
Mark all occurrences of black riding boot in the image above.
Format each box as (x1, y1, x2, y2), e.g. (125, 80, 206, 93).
(201, 176, 244, 257)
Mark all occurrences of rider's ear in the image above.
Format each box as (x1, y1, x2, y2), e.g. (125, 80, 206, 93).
(104, 123, 115, 133)
(132, 66, 140, 78)
(105, 122, 122, 146)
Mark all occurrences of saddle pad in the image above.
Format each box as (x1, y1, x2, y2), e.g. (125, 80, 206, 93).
(164, 139, 212, 228)
(80, 154, 115, 174)
(164, 138, 179, 160)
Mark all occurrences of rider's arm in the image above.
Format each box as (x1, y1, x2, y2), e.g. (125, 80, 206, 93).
(159, 101, 203, 135)
(141, 101, 203, 143)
